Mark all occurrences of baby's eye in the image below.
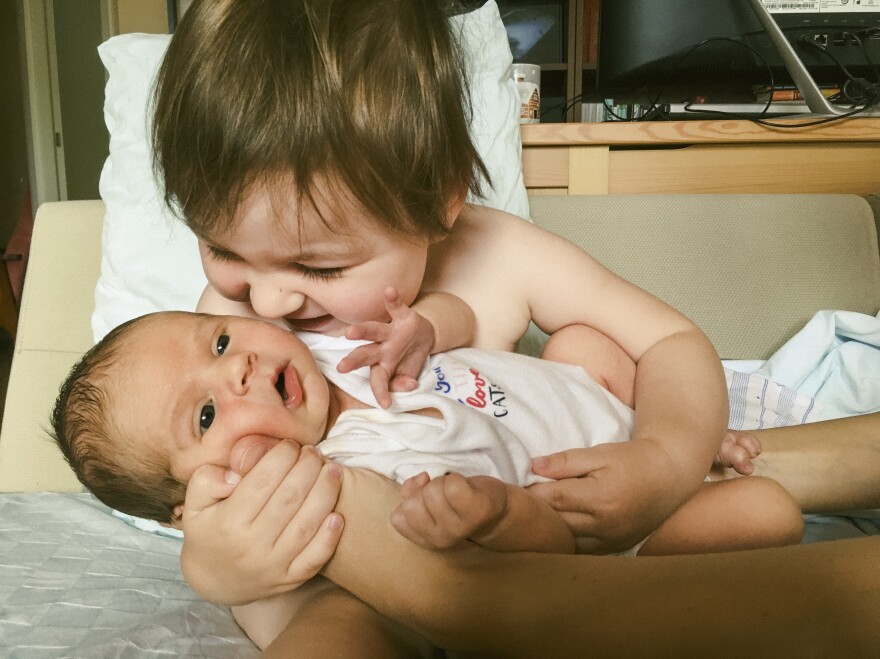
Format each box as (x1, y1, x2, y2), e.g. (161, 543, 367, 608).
(199, 402, 215, 435)
(216, 333, 230, 355)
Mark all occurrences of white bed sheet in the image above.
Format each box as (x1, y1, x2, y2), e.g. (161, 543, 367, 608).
(0, 493, 256, 658)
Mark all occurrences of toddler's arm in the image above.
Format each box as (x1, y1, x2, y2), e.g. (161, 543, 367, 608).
(338, 287, 475, 408)
(391, 472, 575, 554)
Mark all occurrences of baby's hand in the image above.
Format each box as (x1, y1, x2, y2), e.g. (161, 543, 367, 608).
(714, 430, 762, 475)
(337, 286, 435, 409)
(390, 472, 509, 550)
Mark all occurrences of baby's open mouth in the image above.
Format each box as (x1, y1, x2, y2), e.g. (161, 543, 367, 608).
(275, 365, 303, 407)
(275, 372, 287, 401)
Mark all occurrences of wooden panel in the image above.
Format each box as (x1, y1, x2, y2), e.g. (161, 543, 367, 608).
(608, 144, 880, 195)
(522, 146, 570, 187)
(521, 118, 880, 147)
(568, 146, 609, 194)
(528, 188, 569, 196)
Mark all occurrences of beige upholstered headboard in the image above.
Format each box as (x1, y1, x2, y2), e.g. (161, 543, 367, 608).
(1, 195, 878, 492)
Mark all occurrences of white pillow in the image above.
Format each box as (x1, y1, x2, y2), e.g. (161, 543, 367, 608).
(93, 0, 529, 342)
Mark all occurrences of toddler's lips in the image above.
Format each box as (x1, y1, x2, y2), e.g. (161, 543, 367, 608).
(276, 365, 303, 408)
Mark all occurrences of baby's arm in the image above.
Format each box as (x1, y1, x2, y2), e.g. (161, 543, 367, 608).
(338, 287, 475, 408)
(391, 472, 575, 554)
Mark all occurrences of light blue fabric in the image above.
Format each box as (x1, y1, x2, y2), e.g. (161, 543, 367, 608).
(753, 310, 880, 420)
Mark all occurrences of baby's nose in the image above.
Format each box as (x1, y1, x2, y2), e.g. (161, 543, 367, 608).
(226, 352, 255, 394)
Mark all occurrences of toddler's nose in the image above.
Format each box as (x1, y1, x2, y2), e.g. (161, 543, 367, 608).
(249, 284, 306, 319)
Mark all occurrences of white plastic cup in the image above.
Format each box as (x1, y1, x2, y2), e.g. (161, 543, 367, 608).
(512, 63, 541, 124)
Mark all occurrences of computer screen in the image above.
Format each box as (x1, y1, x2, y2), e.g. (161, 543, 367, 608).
(596, 0, 880, 105)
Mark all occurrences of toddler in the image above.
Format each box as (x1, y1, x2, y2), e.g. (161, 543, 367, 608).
(153, 0, 731, 560)
(52, 311, 802, 557)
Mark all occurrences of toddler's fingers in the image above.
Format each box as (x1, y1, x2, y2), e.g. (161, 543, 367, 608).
(389, 375, 419, 392)
(370, 365, 393, 409)
(345, 321, 391, 344)
(531, 446, 607, 479)
(337, 343, 382, 373)
(382, 286, 405, 316)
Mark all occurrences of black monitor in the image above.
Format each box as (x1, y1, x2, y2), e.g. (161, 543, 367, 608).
(596, 0, 880, 104)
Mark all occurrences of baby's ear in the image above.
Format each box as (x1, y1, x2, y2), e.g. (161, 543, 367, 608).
(164, 504, 185, 530)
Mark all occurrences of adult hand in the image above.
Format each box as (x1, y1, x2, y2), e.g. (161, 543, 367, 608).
(180, 441, 344, 605)
(528, 439, 692, 554)
(337, 286, 435, 408)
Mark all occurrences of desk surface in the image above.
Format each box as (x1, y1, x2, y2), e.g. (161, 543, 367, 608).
(520, 117, 880, 147)
(519, 118, 880, 195)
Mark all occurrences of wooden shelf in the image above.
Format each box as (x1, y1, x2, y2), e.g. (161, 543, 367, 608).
(520, 118, 880, 195)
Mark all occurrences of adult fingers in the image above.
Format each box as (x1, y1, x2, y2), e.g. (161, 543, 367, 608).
(184, 464, 239, 516)
(214, 440, 304, 526)
(254, 445, 331, 541)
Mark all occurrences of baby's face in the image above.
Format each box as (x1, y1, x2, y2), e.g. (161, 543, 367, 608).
(112, 313, 331, 483)
(198, 180, 432, 335)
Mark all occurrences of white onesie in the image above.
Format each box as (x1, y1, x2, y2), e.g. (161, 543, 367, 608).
(301, 334, 635, 486)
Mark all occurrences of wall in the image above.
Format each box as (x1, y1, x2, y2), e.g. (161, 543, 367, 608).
(115, 0, 169, 35)
(0, 0, 29, 249)
(53, 0, 108, 201)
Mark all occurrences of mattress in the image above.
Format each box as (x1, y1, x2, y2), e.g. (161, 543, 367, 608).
(0, 493, 257, 658)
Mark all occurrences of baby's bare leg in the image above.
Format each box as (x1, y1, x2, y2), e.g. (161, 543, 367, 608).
(233, 576, 435, 658)
(638, 477, 803, 555)
(718, 413, 880, 512)
(541, 324, 636, 406)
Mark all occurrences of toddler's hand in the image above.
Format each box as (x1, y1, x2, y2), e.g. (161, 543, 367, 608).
(714, 430, 762, 475)
(529, 440, 686, 554)
(180, 441, 344, 605)
(337, 286, 435, 409)
(390, 472, 509, 550)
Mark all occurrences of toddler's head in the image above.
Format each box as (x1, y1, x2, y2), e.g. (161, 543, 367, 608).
(52, 312, 334, 523)
(152, 0, 487, 242)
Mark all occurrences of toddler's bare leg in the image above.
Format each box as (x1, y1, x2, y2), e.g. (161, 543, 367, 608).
(541, 324, 636, 406)
(233, 576, 435, 657)
(638, 477, 803, 555)
(717, 413, 880, 512)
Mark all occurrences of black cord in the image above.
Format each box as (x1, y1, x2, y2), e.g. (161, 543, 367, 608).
(598, 37, 776, 123)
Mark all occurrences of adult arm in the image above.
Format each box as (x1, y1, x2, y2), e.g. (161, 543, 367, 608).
(322, 466, 880, 657)
(391, 472, 575, 553)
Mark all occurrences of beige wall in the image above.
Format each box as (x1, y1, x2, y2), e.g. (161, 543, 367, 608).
(113, 0, 168, 35)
